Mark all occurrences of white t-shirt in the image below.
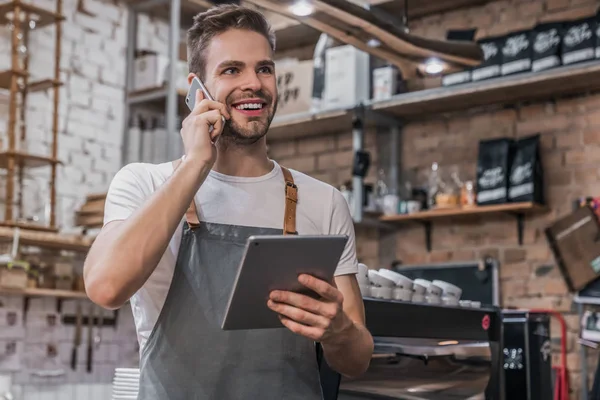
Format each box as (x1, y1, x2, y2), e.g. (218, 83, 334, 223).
(103, 159, 359, 351)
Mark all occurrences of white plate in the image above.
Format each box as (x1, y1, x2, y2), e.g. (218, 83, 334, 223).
(115, 374, 140, 379)
(113, 390, 138, 395)
(113, 384, 139, 390)
(116, 368, 140, 373)
(113, 379, 139, 383)
(112, 391, 138, 396)
(115, 376, 139, 382)
(113, 384, 139, 389)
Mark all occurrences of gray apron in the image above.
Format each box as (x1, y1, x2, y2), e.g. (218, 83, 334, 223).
(137, 161, 324, 400)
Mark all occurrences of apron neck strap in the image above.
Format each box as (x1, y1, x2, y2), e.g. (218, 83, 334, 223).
(171, 158, 298, 234)
(281, 166, 297, 235)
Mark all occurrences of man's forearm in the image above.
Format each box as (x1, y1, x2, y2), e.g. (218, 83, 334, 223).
(84, 157, 212, 309)
(322, 318, 374, 378)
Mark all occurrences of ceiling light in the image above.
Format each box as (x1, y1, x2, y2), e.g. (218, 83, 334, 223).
(289, 0, 314, 17)
(366, 38, 381, 48)
(423, 58, 445, 75)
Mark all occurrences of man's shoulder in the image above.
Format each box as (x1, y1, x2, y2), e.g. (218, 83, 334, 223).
(284, 167, 335, 193)
(281, 167, 350, 216)
(109, 161, 174, 190)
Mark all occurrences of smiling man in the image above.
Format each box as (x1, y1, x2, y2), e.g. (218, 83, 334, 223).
(83, 4, 373, 399)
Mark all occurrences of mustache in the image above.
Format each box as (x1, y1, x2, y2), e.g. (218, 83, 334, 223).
(227, 90, 273, 106)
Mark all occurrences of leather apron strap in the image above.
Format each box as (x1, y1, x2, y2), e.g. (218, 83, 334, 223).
(281, 166, 297, 236)
(171, 159, 297, 234)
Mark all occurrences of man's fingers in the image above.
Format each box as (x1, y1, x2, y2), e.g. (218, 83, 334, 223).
(267, 300, 329, 329)
(298, 274, 342, 303)
(278, 315, 323, 341)
(269, 290, 336, 319)
(192, 98, 231, 119)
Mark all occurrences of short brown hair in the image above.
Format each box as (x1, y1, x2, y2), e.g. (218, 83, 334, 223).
(187, 4, 276, 80)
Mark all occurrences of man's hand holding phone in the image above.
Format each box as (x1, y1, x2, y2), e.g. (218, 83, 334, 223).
(180, 87, 230, 167)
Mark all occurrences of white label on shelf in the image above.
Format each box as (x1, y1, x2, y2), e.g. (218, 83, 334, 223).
(501, 58, 532, 75)
(563, 48, 594, 65)
(478, 187, 507, 203)
(442, 71, 471, 86)
(472, 65, 500, 81)
(532, 56, 560, 72)
(509, 183, 534, 199)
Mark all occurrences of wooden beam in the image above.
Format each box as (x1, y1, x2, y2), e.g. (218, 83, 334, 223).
(315, 0, 482, 66)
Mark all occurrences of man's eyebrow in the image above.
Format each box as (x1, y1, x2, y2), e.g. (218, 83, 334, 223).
(216, 60, 245, 70)
(257, 59, 275, 68)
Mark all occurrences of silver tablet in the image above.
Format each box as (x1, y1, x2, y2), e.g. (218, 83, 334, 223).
(221, 234, 349, 331)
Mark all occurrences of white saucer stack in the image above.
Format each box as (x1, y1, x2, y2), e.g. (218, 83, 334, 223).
(112, 368, 140, 400)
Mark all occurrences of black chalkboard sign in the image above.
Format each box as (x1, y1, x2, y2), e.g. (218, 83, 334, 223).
(392, 258, 499, 307)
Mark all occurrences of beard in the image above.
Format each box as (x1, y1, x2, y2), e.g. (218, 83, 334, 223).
(219, 90, 278, 146)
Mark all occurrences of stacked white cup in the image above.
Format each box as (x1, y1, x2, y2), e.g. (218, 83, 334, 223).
(377, 269, 413, 301)
(357, 263, 371, 297)
(432, 280, 462, 306)
(368, 270, 395, 299)
(412, 279, 429, 303)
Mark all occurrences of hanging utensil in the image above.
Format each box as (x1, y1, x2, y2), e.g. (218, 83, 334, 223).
(71, 301, 82, 370)
(94, 308, 103, 350)
(86, 305, 94, 373)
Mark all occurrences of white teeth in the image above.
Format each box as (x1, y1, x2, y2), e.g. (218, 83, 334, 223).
(235, 103, 263, 110)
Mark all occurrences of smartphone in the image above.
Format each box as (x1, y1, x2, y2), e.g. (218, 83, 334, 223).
(185, 76, 226, 132)
(186, 76, 215, 110)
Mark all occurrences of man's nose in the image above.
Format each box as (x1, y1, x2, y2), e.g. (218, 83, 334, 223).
(240, 72, 262, 92)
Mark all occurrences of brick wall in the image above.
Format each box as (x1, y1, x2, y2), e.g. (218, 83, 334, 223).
(0, 0, 165, 397)
(269, 0, 600, 397)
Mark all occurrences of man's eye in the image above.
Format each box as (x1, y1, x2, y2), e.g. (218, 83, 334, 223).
(223, 68, 238, 75)
(258, 66, 273, 74)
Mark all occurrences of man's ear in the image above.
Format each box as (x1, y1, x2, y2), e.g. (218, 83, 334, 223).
(187, 73, 197, 85)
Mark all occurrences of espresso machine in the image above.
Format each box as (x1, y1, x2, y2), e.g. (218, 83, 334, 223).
(319, 258, 505, 400)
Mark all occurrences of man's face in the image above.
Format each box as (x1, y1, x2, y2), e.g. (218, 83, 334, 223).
(200, 28, 278, 145)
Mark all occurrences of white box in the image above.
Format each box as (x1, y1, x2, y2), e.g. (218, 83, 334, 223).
(275, 60, 314, 116)
(372, 66, 398, 101)
(175, 60, 190, 93)
(133, 54, 169, 92)
(324, 45, 370, 110)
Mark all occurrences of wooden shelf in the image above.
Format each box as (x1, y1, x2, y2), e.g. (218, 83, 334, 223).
(379, 202, 548, 252)
(0, 226, 93, 252)
(0, 70, 61, 92)
(0, 220, 58, 233)
(267, 60, 600, 140)
(371, 60, 600, 119)
(380, 202, 547, 222)
(127, 86, 188, 114)
(27, 78, 62, 93)
(0, 151, 61, 169)
(0, 69, 26, 90)
(0, 1, 65, 29)
(0, 287, 87, 299)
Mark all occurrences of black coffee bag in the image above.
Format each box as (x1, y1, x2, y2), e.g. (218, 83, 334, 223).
(532, 22, 563, 72)
(472, 36, 504, 82)
(501, 29, 533, 76)
(562, 16, 596, 65)
(476, 138, 515, 205)
(595, 9, 600, 59)
(442, 29, 477, 87)
(508, 134, 545, 204)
